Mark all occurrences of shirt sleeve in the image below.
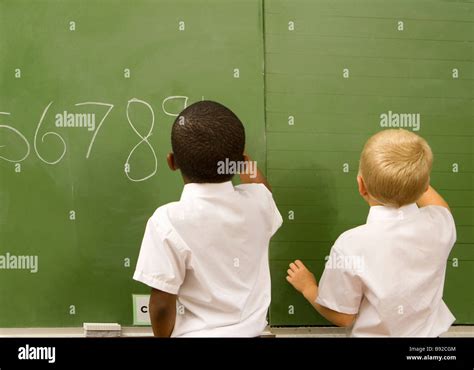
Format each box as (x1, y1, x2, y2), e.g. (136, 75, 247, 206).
(425, 205, 457, 248)
(261, 184, 283, 236)
(133, 217, 187, 294)
(235, 183, 283, 236)
(316, 246, 363, 315)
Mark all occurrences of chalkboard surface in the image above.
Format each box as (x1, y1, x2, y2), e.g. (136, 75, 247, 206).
(266, 0, 474, 325)
(1, 0, 472, 328)
(0, 0, 265, 326)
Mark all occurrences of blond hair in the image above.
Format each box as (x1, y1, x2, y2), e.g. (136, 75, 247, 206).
(359, 129, 433, 207)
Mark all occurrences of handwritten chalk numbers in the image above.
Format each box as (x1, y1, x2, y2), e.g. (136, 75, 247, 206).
(397, 21, 404, 31)
(343, 68, 350, 79)
(15, 68, 21, 78)
(124, 68, 131, 79)
(69, 21, 76, 31)
(452, 163, 459, 173)
(0, 112, 30, 163)
(288, 115, 295, 126)
(2, 101, 113, 166)
(178, 20, 185, 31)
(69, 305, 76, 315)
(1, 97, 190, 181)
(34, 101, 67, 165)
(343, 163, 349, 173)
(125, 98, 158, 182)
(233, 68, 240, 78)
(69, 210, 76, 220)
(288, 210, 295, 221)
(452, 68, 459, 79)
(288, 305, 295, 315)
(124, 258, 131, 268)
(162, 96, 189, 117)
(75, 102, 114, 159)
(288, 21, 295, 31)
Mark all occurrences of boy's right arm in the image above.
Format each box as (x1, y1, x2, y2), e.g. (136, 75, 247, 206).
(240, 154, 272, 192)
(417, 185, 450, 210)
(240, 153, 283, 235)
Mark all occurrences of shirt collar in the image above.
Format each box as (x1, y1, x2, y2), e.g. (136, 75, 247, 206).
(367, 203, 419, 223)
(180, 181, 234, 201)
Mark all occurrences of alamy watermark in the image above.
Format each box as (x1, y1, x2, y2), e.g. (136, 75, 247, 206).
(325, 252, 365, 273)
(18, 345, 55, 363)
(380, 110, 420, 131)
(217, 158, 257, 179)
(55, 111, 96, 131)
(0, 252, 38, 273)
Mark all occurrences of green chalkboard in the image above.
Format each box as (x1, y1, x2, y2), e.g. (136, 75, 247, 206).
(0, 0, 265, 327)
(266, 0, 474, 325)
(1, 0, 473, 329)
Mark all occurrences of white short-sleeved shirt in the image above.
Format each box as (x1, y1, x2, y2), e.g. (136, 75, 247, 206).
(133, 181, 282, 337)
(316, 203, 456, 337)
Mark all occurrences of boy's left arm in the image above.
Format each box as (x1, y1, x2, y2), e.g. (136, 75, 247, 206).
(149, 288, 177, 337)
(133, 218, 187, 337)
(287, 260, 357, 327)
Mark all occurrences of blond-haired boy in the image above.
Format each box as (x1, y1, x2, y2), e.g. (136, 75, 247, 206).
(287, 129, 456, 337)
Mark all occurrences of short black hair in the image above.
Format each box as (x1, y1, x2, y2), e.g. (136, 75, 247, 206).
(171, 100, 245, 183)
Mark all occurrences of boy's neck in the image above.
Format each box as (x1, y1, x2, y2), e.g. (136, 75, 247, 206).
(182, 176, 232, 186)
(368, 199, 382, 207)
(182, 175, 191, 184)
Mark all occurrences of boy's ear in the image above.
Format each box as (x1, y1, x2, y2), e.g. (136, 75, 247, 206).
(167, 153, 178, 171)
(357, 175, 369, 199)
(424, 179, 430, 193)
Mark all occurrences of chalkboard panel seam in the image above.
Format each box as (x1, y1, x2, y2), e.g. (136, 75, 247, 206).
(262, 0, 269, 180)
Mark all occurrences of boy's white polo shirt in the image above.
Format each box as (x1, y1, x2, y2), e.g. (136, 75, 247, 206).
(316, 203, 456, 337)
(133, 181, 282, 337)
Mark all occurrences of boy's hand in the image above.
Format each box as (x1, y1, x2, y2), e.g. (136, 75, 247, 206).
(239, 153, 272, 191)
(287, 260, 356, 327)
(286, 260, 317, 300)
